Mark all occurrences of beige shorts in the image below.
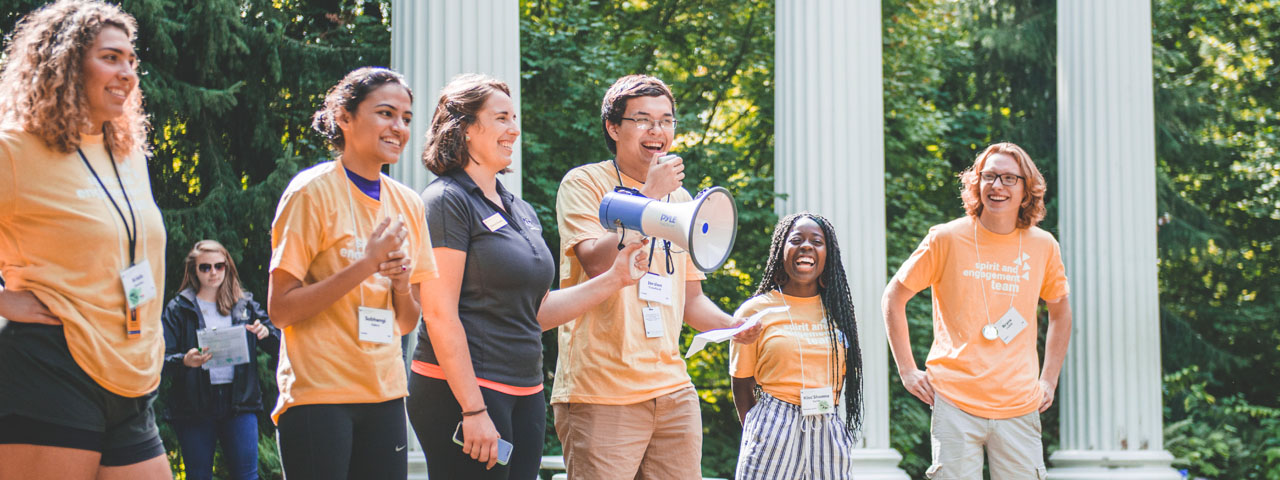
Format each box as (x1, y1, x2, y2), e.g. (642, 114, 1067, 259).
(927, 394, 1047, 480)
(553, 386, 702, 480)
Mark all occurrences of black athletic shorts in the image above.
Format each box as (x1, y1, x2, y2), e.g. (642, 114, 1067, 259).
(0, 322, 165, 466)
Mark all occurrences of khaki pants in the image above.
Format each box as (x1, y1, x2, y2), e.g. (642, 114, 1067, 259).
(553, 386, 702, 480)
(927, 394, 1047, 480)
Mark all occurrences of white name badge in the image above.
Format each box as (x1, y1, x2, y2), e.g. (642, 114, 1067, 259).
(637, 273, 673, 306)
(482, 213, 508, 232)
(358, 306, 395, 344)
(642, 306, 665, 338)
(119, 260, 157, 309)
(995, 306, 1028, 344)
(801, 387, 836, 416)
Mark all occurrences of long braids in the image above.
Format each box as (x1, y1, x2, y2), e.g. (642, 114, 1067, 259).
(753, 213, 864, 434)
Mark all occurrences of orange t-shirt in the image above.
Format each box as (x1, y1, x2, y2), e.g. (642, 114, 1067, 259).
(269, 160, 436, 423)
(551, 160, 705, 405)
(0, 127, 166, 397)
(894, 215, 1069, 419)
(729, 291, 846, 405)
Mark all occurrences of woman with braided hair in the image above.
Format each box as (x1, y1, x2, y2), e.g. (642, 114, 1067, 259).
(730, 212, 864, 479)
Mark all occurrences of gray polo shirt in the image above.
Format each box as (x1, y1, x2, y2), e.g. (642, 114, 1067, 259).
(413, 168, 555, 389)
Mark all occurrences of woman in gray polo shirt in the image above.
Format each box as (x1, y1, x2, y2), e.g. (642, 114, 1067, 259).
(407, 74, 648, 479)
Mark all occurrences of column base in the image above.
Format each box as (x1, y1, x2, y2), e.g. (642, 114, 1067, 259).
(849, 448, 911, 479)
(1048, 450, 1182, 479)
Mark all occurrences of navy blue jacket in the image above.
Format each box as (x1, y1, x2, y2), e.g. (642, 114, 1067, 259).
(161, 288, 279, 420)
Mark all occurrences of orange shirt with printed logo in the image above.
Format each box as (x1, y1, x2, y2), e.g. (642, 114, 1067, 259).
(894, 216, 1069, 419)
(552, 160, 704, 405)
(729, 291, 846, 406)
(269, 160, 436, 423)
(0, 128, 166, 397)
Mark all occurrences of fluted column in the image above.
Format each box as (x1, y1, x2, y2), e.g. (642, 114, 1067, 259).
(1050, 1, 1178, 478)
(776, 1, 905, 477)
(390, 0, 521, 196)
(390, 3, 520, 478)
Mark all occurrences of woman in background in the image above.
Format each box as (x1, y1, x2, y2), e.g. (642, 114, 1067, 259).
(162, 240, 278, 480)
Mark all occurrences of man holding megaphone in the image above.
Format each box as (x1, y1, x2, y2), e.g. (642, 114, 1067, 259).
(551, 75, 761, 480)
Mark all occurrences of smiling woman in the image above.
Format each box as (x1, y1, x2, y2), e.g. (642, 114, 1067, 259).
(266, 66, 438, 480)
(0, 1, 171, 478)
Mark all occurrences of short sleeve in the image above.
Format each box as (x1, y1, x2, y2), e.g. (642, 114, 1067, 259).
(729, 300, 761, 378)
(1039, 238, 1070, 302)
(406, 194, 437, 284)
(0, 134, 17, 220)
(894, 227, 944, 293)
(555, 169, 608, 257)
(423, 184, 473, 253)
(270, 186, 321, 282)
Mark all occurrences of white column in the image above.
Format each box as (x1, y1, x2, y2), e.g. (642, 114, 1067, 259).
(1051, 1, 1179, 478)
(775, 1, 905, 477)
(390, 0, 521, 196)
(390, 3, 521, 478)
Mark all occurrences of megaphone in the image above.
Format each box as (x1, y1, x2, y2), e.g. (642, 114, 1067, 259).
(598, 186, 738, 277)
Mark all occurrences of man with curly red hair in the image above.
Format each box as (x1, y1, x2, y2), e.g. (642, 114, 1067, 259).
(883, 142, 1074, 480)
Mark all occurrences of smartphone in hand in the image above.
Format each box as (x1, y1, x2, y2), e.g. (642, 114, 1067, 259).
(453, 421, 512, 466)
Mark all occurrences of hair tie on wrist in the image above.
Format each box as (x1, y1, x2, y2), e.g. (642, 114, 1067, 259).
(462, 407, 487, 417)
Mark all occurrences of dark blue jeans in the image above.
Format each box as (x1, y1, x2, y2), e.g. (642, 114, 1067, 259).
(172, 412, 260, 480)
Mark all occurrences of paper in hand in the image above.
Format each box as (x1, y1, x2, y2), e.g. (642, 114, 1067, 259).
(684, 306, 789, 358)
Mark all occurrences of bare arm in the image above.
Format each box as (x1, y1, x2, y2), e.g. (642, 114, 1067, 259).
(883, 278, 933, 406)
(537, 241, 648, 331)
(732, 376, 758, 425)
(569, 154, 685, 279)
(684, 281, 761, 343)
(571, 233, 626, 279)
(1038, 294, 1073, 412)
(268, 218, 406, 328)
(0, 288, 58, 325)
(419, 247, 501, 468)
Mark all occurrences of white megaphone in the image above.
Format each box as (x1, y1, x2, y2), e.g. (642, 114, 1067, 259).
(598, 186, 738, 278)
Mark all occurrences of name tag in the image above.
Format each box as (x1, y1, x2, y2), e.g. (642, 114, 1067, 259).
(801, 387, 835, 416)
(637, 274, 673, 306)
(120, 261, 156, 337)
(482, 213, 508, 232)
(642, 306, 665, 338)
(357, 306, 395, 344)
(995, 306, 1028, 344)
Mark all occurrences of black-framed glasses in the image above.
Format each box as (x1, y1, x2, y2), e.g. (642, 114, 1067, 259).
(620, 117, 677, 132)
(198, 262, 227, 273)
(980, 172, 1025, 186)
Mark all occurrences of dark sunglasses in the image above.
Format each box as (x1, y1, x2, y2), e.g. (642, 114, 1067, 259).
(198, 262, 227, 273)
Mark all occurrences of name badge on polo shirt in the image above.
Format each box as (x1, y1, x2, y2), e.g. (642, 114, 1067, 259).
(637, 273, 673, 306)
(642, 306, 665, 338)
(801, 387, 835, 416)
(357, 306, 395, 344)
(995, 306, 1028, 344)
(482, 213, 508, 232)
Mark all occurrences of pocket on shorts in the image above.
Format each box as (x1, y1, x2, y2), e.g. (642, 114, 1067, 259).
(1036, 465, 1048, 479)
(925, 463, 943, 479)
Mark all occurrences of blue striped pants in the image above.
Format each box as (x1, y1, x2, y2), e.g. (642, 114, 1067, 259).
(735, 392, 857, 480)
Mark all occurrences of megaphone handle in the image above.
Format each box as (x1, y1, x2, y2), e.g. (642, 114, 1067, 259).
(628, 247, 645, 280)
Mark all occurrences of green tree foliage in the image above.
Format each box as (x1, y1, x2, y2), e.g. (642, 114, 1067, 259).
(1152, 0, 1280, 477)
(519, 0, 775, 476)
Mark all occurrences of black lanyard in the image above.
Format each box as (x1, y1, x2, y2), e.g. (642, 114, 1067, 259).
(611, 160, 675, 275)
(78, 141, 138, 266)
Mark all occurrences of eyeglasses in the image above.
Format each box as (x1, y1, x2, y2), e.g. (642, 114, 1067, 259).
(198, 262, 227, 273)
(620, 117, 677, 132)
(979, 172, 1025, 186)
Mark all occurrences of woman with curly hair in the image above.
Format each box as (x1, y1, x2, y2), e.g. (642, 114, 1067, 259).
(161, 240, 279, 480)
(406, 74, 650, 479)
(267, 66, 435, 479)
(730, 213, 864, 479)
(0, 1, 171, 478)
